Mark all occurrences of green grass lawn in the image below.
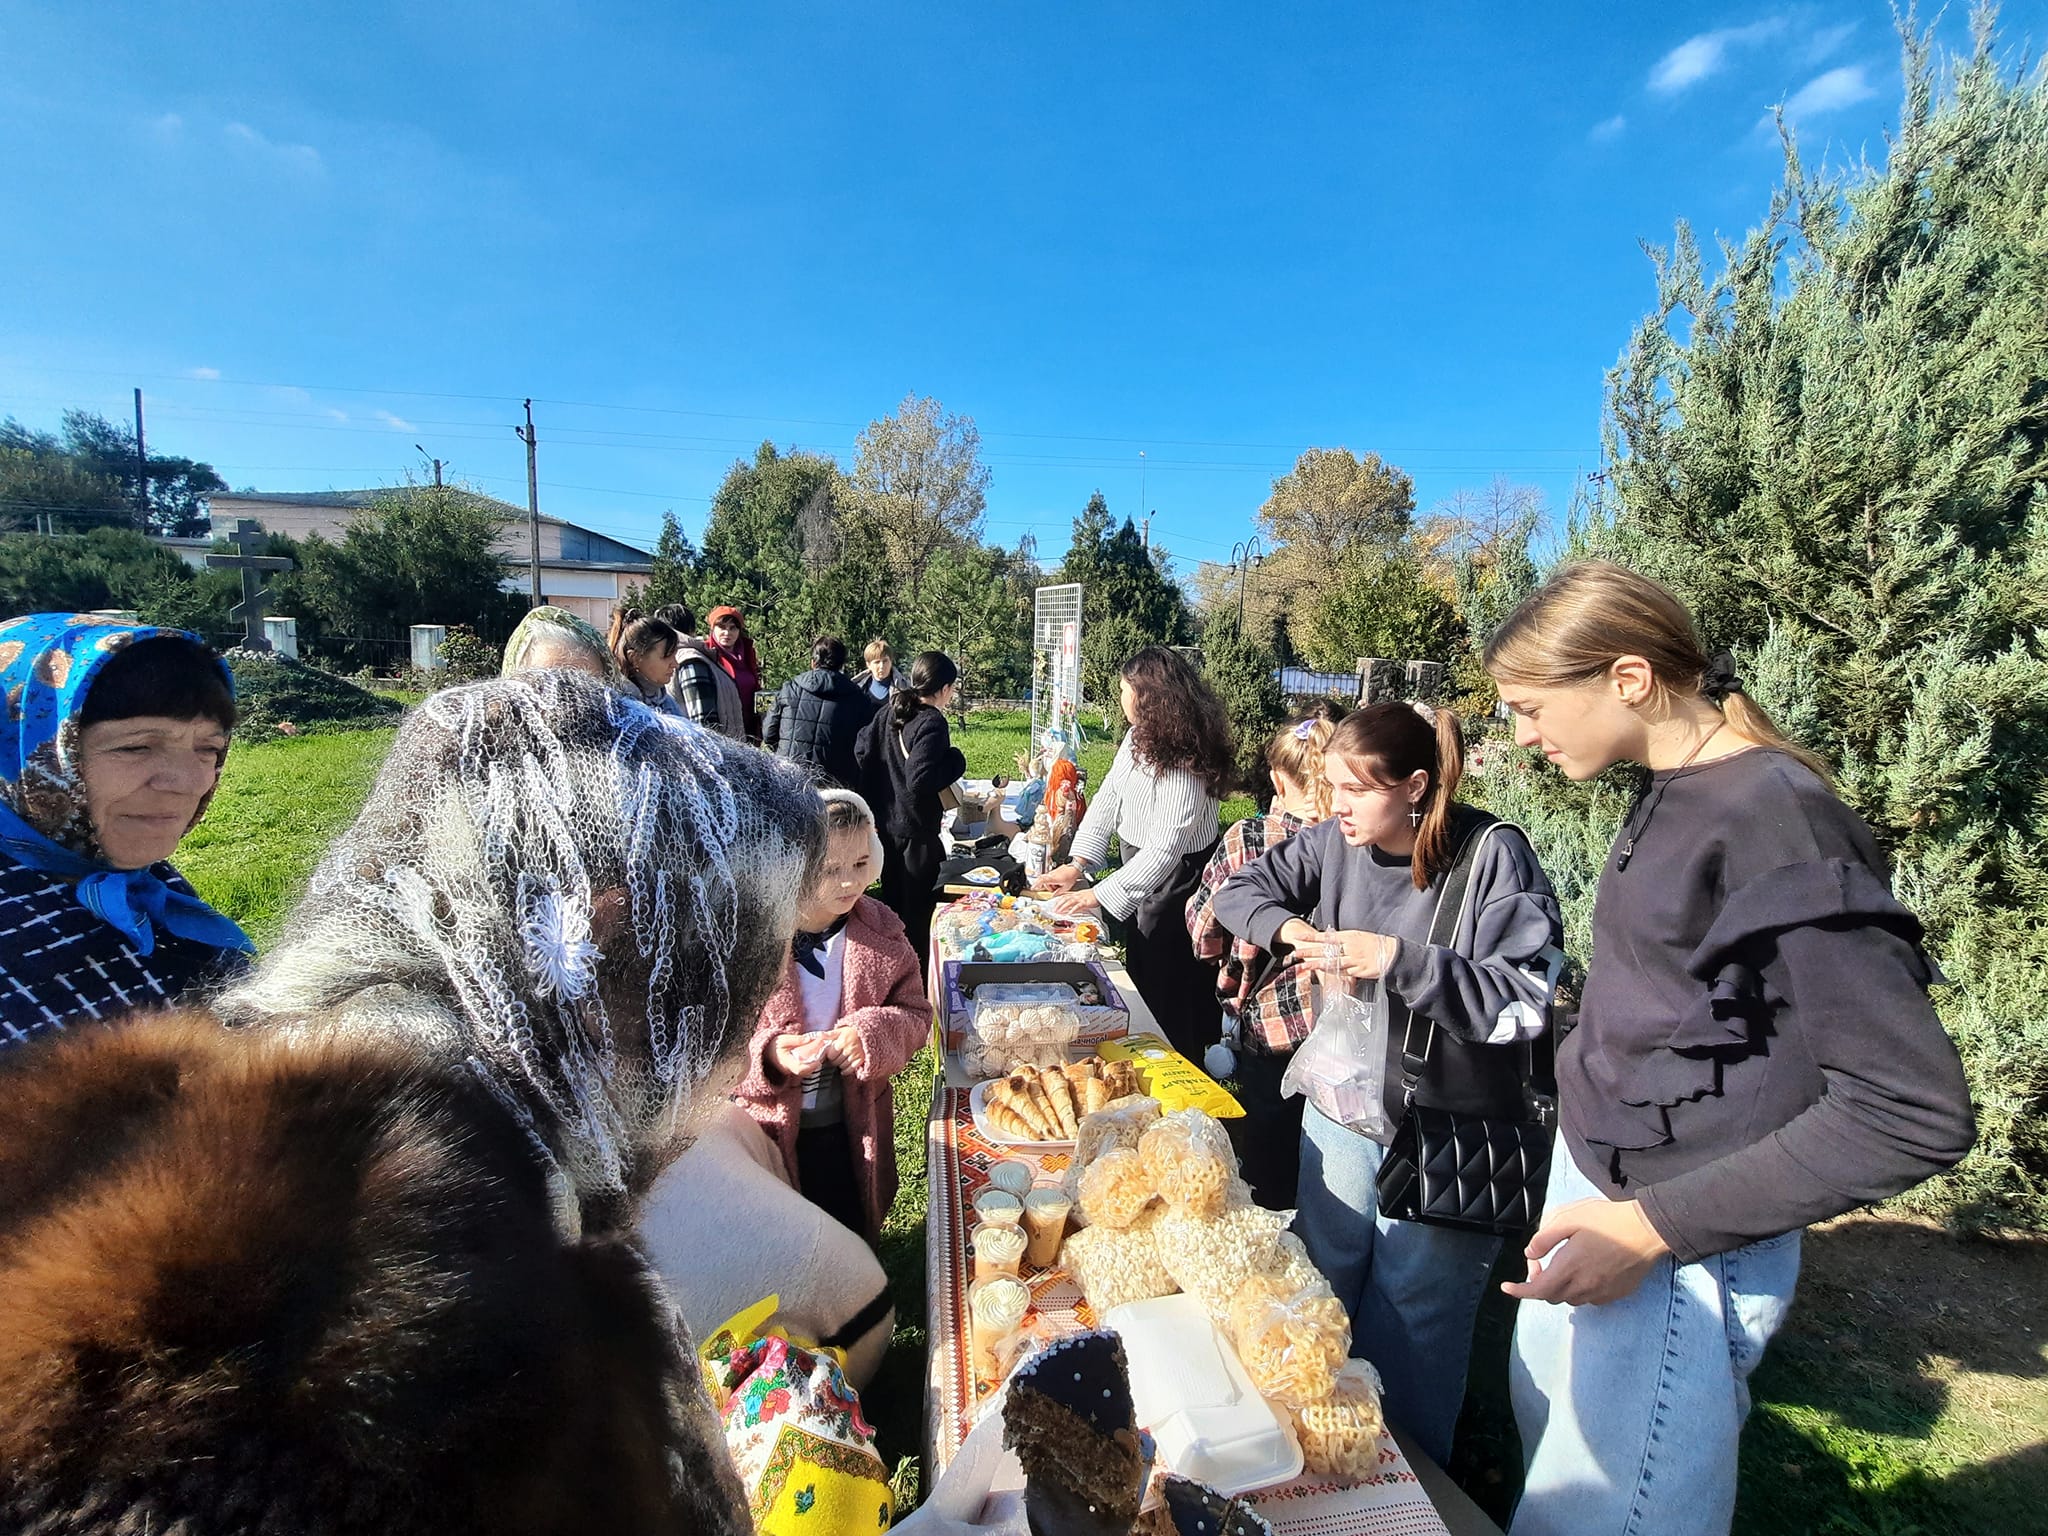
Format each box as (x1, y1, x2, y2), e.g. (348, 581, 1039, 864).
(178, 727, 396, 948)
(175, 708, 2045, 1531)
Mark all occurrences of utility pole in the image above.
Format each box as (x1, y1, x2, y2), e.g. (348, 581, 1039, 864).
(133, 388, 149, 532)
(415, 445, 445, 486)
(1142, 515, 1151, 552)
(515, 400, 541, 607)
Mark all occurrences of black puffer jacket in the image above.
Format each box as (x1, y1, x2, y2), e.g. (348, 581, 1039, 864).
(763, 669, 878, 788)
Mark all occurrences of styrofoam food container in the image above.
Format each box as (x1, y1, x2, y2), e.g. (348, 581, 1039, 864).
(1102, 1292, 1303, 1496)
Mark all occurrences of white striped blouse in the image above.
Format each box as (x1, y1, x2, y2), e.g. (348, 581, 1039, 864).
(1069, 733, 1221, 919)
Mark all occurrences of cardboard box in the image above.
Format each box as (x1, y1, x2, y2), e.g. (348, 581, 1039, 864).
(940, 959, 1130, 1052)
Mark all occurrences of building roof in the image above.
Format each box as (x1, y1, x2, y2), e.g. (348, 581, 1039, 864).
(209, 488, 651, 560)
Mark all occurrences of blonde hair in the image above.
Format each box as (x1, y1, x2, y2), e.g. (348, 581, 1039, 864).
(863, 638, 892, 664)
(1484, 560, 1829, 782)
(1267, 714, 1338, 820)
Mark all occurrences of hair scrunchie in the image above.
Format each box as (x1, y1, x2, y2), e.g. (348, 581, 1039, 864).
(1701, 651, 1744, 702)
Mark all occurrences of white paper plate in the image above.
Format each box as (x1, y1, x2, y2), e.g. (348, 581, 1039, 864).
(968, 1077, 1076, 1149)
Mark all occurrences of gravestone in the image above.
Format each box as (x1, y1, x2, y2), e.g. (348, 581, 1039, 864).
(1405, 660, 1450, 705)
(1359, 657, 1404, 704)
(263, 617, 300, 660)
(204, 518, 294, 652)
(410, 625, 448, 671)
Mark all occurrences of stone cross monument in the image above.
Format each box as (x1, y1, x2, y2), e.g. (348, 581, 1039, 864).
(205, 517, 295, 653)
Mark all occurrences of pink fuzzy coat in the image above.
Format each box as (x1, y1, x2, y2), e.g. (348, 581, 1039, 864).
(734, 895, 931, 1239)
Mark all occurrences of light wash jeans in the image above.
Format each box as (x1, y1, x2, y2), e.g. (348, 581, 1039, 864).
(1295, 1105, 1504, 1468)
(1508, 1143, 1802, 1536)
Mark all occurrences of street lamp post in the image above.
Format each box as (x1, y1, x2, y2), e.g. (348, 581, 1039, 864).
(1228, 536, 1264, 633)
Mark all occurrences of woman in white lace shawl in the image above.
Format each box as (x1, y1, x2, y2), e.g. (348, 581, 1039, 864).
(0, 672, 823, 1536)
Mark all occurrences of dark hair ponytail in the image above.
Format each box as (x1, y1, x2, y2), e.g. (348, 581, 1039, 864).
(890, 650, 958, 730)
(606, 606, 678, 684)
(812, 635, 847, 672)
(1326, 701, 1466, 890)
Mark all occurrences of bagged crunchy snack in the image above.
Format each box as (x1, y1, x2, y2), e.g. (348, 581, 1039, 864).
(1150, 1203, 1294, 1321)
(1137, 1109, 1241, 1218)
(1225, 1271, 1352, 1408)
(1096, 1034, 1243, 1119)
(1065, 1095, 1163, 1204)
(1077, 1147, 1158, 1229)
(1292, 1360, 1385, 1481)
(1268, 1230, 1325, 1295)
(1060, 1209, 1178, 1314)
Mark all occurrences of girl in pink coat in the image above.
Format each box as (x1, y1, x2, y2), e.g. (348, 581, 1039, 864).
(736, 788, 931, 1242)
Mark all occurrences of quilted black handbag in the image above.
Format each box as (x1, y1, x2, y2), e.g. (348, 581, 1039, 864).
(1374, 817, 1558, 1237)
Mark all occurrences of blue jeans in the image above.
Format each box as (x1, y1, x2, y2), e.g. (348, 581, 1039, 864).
(1508, 1144, 1802, 1536)
(1295, 1105, 1504, 1468)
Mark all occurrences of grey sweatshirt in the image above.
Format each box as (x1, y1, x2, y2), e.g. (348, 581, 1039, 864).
(1211, 810, 1565, 1119)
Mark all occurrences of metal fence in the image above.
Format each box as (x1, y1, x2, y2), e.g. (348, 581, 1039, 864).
(1277, 665, 1363, 698)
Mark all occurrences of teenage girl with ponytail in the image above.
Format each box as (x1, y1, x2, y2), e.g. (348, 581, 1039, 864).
(605, 606, 684, 718)
(1484, 561, 1973, 1536)
(1210, 700, 1565, 1469)
(854, 650, 966, 959)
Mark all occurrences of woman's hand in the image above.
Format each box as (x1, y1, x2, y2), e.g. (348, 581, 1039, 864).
(1277, 918, 1328, 952)
(1292, 928, 1400, 980)
(769, 1032, 825, 1078)
(1047, 889, 1101, 917)
(818, 1025, 869, 1078)
(1033, 864, 1081, 895)
(1500, 1197, 1671, 1307)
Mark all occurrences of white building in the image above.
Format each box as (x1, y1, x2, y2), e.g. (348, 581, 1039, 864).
(207, 488, 654, 627)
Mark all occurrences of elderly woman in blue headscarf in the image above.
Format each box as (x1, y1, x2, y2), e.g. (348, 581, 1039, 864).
(0, 613, 252, 1049)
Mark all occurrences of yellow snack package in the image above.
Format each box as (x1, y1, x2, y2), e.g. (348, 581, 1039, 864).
(1096, 1033, 1244, 1120)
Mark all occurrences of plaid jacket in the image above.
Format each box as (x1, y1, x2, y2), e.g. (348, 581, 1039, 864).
(1184, 812, 1321, 1053)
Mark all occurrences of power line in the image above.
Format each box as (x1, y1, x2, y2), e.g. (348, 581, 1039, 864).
(2, 369, 1600, 457)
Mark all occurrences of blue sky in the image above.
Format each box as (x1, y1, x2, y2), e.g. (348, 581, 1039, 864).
(2, 2, 2037, 578)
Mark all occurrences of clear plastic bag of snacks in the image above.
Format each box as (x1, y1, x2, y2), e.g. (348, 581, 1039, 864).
(1225, 1271, 1353, 1408)
(1059, 1208, 1178, 1314)
(1292, 1359, 1386, 1481)
(1150, 1202, 1294, 1322)
(1076, 1147, 1157, 1229)
(1136, 1108, 1242, 1218)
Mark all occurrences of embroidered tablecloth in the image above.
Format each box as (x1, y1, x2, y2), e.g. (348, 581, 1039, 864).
(922, 1082, 1452, 1536)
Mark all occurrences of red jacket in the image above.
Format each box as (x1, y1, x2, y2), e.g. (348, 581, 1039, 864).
(734, 895, 930, 1238)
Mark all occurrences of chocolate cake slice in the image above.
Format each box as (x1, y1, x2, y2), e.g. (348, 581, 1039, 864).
(1145, 1474, 1275, 1536)
(1003, 1331, 1146, 1536)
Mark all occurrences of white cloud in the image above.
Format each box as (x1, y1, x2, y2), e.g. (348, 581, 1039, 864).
(150, 112, 184, 139)
(1589, 114, 1627, 142)
(374, 409, 416, 432)
(187, 366, 221, 380)
(1782, 64, 1877, 119)
(223, 120, 323, 174)
(1805, 22, 1857, 63)
(324, 407, 350, 423)
(1649, 18, 1788, 94)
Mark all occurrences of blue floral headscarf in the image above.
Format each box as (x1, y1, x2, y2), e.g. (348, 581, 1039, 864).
(0, 612, 252, 956)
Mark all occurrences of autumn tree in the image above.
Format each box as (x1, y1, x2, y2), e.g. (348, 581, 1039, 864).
(847, 395, 990, 607)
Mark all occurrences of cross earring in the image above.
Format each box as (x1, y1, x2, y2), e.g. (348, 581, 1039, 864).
(1409, 806, 1423, 828)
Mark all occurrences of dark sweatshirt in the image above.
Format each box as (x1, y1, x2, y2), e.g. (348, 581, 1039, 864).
(1568, 747, 1975, 1262)
(854, 703, 967, 848)
(1212, 809, 1565, 1122)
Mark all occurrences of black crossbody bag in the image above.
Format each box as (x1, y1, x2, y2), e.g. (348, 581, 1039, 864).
(1373, 815, 1559, 1237)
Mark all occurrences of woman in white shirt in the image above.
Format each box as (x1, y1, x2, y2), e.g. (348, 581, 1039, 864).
(1040, 646, 1235, 1054)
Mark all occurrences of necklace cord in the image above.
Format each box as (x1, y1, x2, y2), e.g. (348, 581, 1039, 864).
(1616, 718, 1725, 871)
